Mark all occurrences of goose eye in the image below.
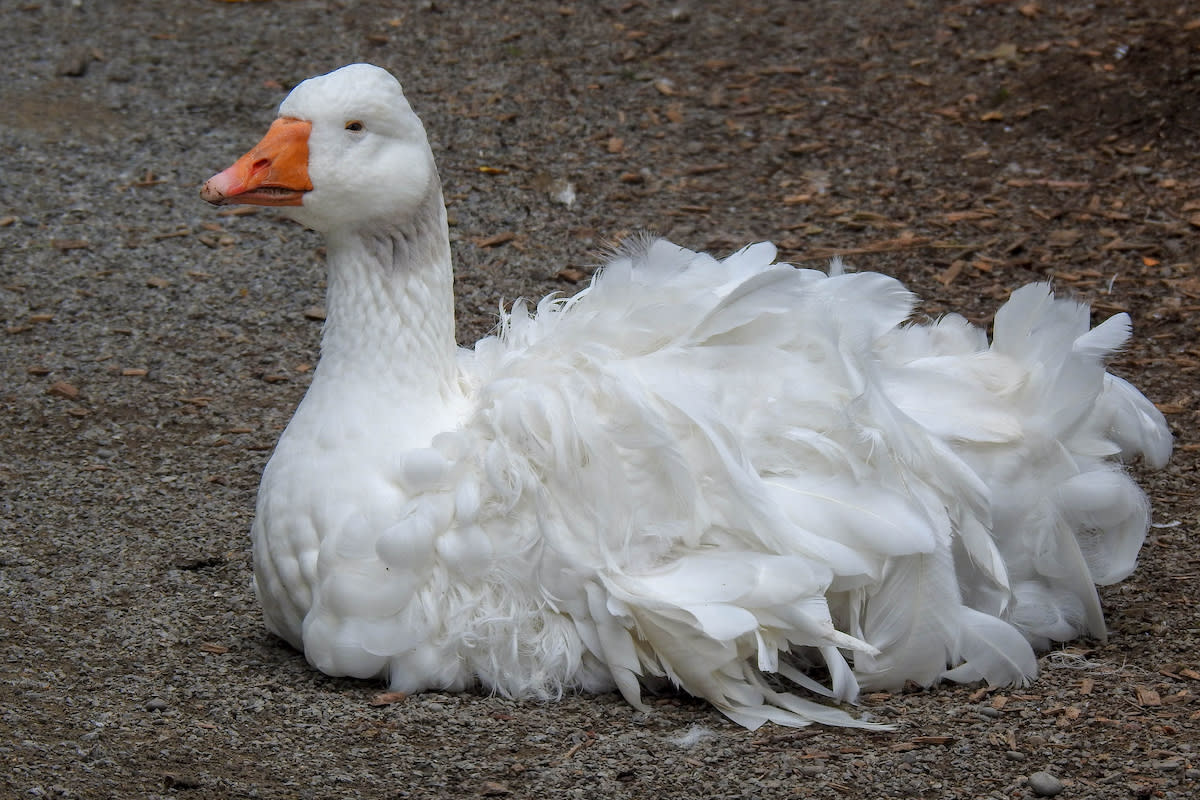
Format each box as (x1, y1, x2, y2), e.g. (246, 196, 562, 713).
(345, 121, 365, 132)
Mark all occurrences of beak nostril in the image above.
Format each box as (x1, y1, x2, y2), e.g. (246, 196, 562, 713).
(252, 158, 271, 172)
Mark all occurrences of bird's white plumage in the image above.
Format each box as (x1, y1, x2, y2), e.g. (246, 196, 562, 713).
(233, 64, 1171, 729)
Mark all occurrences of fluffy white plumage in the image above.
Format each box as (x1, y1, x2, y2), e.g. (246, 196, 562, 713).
(203, 64, 1171, 729)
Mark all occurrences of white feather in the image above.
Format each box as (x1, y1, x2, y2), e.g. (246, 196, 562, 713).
(206, 64, 1173, 730)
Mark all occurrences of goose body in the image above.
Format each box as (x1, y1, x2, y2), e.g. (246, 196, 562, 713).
(202, 64, 1171, 729)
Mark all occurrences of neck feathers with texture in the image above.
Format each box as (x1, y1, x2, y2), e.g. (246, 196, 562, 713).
(317, 185, 458, 400)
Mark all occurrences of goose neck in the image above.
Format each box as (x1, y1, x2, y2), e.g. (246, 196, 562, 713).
(316, 197, 458, 399)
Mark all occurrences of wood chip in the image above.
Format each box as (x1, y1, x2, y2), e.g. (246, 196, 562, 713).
(198, 642, 229, 654)
(146, 276, 170, 288)
(303, 306, 327, 321)
(48, 381, 80, 400)
(1047, 229, 1082, 247)
(556, 267, 588, 283)
(152, 230, 189, 240)
(368, 691, 408, 707)
(683, 163, 729, 176)
(121, 368, 148, 377)
(51, 239, 90, 251)
(1005, 178, 1090, 189)
(653, 78, 676, 96)
(473, 231, 516, 248)
(942, 210, 996, 223)
(1135, 686, 1162, 706)
(938, 260, 965, 285)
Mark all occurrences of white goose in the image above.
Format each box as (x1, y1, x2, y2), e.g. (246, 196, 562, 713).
(202, 63, 1171, 729)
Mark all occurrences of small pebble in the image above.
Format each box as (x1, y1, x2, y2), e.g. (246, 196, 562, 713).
(1027, 771, 1063, 797)
(144, 698, 168, 712)
(977, 706, 1002, 718)
(56, 48, 91, 77)
(1004, 750, 1025, 761)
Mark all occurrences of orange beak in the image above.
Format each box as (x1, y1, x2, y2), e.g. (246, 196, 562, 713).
(201, 117, 313, 206)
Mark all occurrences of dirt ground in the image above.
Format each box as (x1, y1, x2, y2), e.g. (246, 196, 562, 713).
(2, 1, 1197, 798)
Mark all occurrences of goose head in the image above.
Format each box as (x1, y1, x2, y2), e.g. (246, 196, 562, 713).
(201, 63, 439, 236)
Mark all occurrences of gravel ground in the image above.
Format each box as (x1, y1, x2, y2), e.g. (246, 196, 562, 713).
(2, 1, 1198, 798)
